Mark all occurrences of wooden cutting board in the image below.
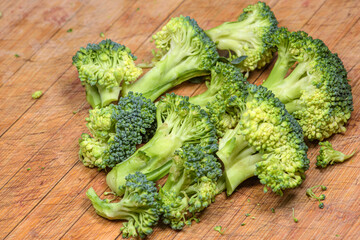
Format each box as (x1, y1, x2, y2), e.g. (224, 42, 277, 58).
(0, 0, 359, 239)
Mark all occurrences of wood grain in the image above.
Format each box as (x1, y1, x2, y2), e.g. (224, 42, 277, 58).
(0, 0, 359, 239)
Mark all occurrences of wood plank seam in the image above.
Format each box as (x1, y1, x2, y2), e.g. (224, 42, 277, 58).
(0, 4, 85, 88)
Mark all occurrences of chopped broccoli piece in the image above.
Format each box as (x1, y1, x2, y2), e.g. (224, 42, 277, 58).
(189, 62, 247, 108)
(316, 141, 356, 168)
(159, 144, 222, 229)
(205, 1, 278, 72)
(122, 16, 219, 101)
(86, 172, 160, 239)
(206, 81, 309, 196)
(292, 208, 298, 223)
(106, 94, 218, 196)
(72, 39, 142, 108)
(262, 28, 353, 140)
(32, 90, 43, 99)
(78, 92, 156, 169)
(306, 185, 327, 209)
(214, 225, 224, 234)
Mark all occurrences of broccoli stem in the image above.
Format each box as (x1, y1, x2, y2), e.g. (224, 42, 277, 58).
(189, 86, 218, 109)
(262, 55, 292, 88)
(97, 85, 121, 107)
(263, 62, 312, 104)
(217, 131, 263, 196)
(85, 84, 101, 108)
(106, 124, 183, 195)
(86, 188, 132, 220)
(123, 47, 209, 101)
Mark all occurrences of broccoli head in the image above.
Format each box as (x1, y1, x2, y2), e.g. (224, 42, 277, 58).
(205, 1, 278, 72)
(106, 93, 218, 196)
(159, 144, 222, 229)
(78, 92, 156, 169)
(72, 39, 142, 108)
(316, 141, 356, 168)
(262, 28, 353, 141)
(86, 172, 160, 238)
(207, 81, 309, 196)
(122, 16, 219, 101)
(189, 61, 247, 108)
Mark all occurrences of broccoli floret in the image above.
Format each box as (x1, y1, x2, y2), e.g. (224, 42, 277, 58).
(262, 28, 353, 141)
(122, 16, 219, 101)
(316, 141, 356, 168)
(207, 82, 309, 196)
(72, 39, 142, 108)
(86, 172, 160, 238)
(189, 62, 247, 108)
(159, 144, 222, 229)
(78, 92, 156, 169)
(106, 93, 218, 196)
(205, 1, 278, 72)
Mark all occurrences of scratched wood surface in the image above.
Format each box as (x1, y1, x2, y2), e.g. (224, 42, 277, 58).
(0, 0, 359, 239)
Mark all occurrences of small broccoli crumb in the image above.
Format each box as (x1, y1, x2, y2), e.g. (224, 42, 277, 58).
(14, 54, 20, 58)
(41, 167, 45, 170)
(27, 168, 31, 171)
(214, 226, 224, 234)
(271, 208, 275, 213)
(32, 90, 43, 99)
(247, 199, 251, 203)
(67, 28, 73, 33)
(292, 208, 298, 223)
(136, 7, 140, 11)
(0, 11, 2, 18)
(335, 234, 340, 237)
(245, 213, 250, 217)
(241, 223, 246, 226)
(251, 217, 255, 220)
(306, 185, 327, 209)
(100, 32, 105, 38)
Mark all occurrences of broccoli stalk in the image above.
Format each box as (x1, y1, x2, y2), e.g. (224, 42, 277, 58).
(122, 16, 218, 101)
(72, 39, 142, 108)
(205, 1, 278, 72)
(106, 94, 218, 196)
(86, 172, 160, 239)
(262, 28, 353, 140)
(316, 141, 356, 168)
(189, 62, 246, 109)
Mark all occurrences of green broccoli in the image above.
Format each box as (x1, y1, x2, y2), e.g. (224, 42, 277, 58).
(86, 172, 160, 239)
(122, 16, 219, 101)
(262, 28, 353, 141)
(206, 81, 309, 196)
(189, 62, 247, 108)
(205, 1, 278, 72)
(316, 141, 356, 168)
(306, 185, 327, 209)
(78, 92, 156, 169)
(106, 93, 218, 196)
(72, 39, 142, 108)
(32, 90, 43, 99)
(159, 144, 222, 229)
